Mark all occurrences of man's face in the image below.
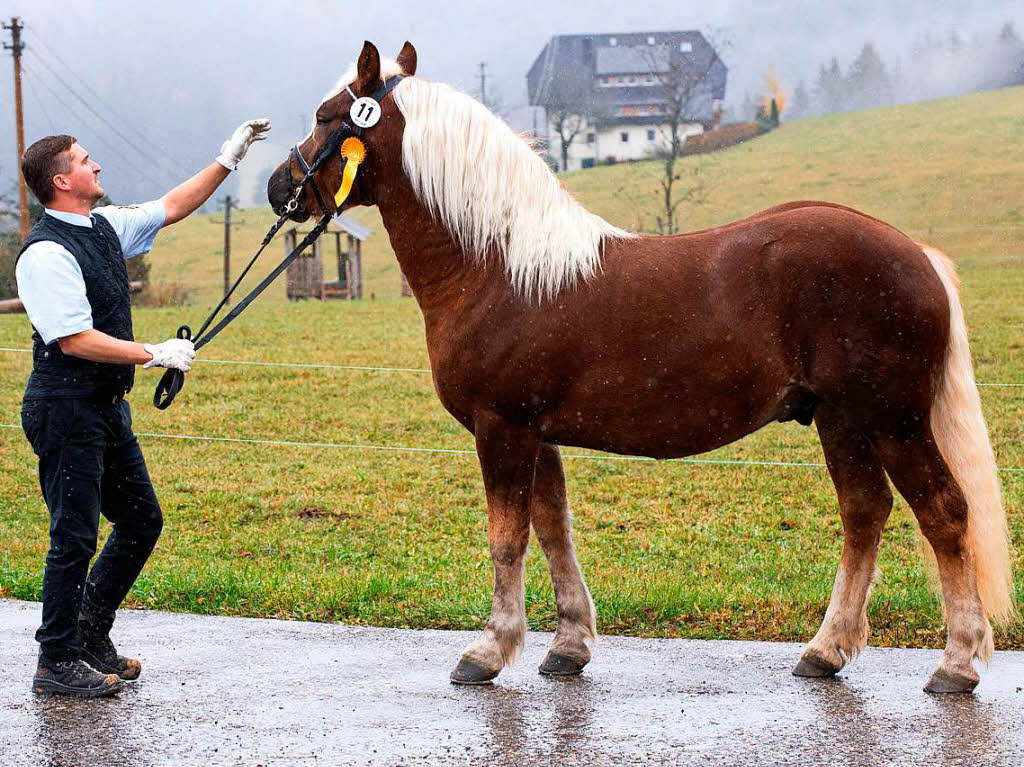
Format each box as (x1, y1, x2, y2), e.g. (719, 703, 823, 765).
(54, 143, 104, 203)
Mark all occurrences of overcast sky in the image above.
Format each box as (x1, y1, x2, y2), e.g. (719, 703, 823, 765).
(0, 0, 1019, 208)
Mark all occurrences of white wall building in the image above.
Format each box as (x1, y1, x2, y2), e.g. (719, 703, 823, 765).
(554, 116, 705, 171)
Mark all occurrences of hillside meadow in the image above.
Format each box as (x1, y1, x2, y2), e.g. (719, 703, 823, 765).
(1, 86, 1021, 648)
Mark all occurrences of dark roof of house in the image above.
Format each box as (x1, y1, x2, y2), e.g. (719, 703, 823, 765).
(527, 31, 727, 121)
(595, 44, 671, 75)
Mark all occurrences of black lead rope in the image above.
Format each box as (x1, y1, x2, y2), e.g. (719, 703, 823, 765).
(153, 214, 331, 409)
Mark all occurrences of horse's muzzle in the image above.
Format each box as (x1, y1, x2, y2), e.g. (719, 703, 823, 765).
(266, 166, 309, 221)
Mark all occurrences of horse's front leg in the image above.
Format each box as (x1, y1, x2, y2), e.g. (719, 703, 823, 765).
(450, 413, 539, 685)
(532, 444, 597, 676)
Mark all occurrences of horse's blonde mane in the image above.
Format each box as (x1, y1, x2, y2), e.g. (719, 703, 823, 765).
(392, 78, 635, 300)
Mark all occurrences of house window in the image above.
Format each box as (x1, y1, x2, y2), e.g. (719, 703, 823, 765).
(647, 36, 656, 45)
(647, 130, 656, 141)
(680, 41, 693, 53)
(586, 132, 596, 144)
(620, 132, 629, 143)
(609, 37, 617, 46)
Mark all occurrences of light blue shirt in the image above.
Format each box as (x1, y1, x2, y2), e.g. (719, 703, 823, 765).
(15, 201, 166, 344)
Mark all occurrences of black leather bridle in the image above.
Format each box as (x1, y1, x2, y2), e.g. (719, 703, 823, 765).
(280, 74, 404, 218)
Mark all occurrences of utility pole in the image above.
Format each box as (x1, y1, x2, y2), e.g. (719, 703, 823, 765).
(3, 17, 28, 240)
(478, 61, 487, 105)
(221, 195, 234, 295)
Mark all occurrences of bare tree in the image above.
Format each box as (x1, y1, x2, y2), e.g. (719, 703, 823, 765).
(476, 84, 508, 120)
(547, 102, 588, 172)
(643, 33, 728, 234)
(546, 98, 611, 172)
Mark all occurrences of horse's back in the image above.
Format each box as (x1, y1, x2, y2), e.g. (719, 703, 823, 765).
(600, 202, 952, 413)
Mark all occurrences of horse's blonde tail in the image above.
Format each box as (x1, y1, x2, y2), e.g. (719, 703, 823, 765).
(922, 245, 1016, 628)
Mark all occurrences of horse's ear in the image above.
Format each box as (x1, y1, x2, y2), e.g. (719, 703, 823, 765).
(396, 41, 417, 76)
(355, 40, 381, 92)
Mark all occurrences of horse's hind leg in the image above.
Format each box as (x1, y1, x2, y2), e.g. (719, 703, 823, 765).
(794, 405, 893, 677)
(873, 428, 991, 693)
(531, 444, 597, 676)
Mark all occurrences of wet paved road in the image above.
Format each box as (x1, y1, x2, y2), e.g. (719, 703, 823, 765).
(1, 599, 1022, 766)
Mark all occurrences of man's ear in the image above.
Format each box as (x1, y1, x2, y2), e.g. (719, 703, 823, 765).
(396, 41, 417, 76)
(354, 40, 382, 93)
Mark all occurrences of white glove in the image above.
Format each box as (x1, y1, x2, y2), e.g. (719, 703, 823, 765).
(215, 118, 271, 171)
(143, 338, 196, 372)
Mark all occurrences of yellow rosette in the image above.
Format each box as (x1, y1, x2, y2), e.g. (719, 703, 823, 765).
(334, 137, 367, 208)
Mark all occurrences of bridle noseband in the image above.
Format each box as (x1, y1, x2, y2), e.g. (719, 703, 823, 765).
(281, 74, 404, 218)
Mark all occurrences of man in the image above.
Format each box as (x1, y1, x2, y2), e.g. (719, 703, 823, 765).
(16, 119, 270, 697)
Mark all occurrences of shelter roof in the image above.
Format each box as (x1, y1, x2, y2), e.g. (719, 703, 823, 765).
(331, 214, 371, 241)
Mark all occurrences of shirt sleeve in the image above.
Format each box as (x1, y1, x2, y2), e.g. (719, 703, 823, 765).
(92, 199, 166, 259)
(15, 242, 94, 345)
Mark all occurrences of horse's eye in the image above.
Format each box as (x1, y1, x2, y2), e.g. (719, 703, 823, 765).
(316, 117, 330, 126)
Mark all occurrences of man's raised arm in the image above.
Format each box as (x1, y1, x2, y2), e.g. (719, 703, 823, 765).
(161, 118, 270, 226)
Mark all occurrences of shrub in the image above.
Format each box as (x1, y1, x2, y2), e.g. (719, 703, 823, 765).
(0, 233, 17, 300)
(681, 122, 768, 157)
(133, 282, 194, 308)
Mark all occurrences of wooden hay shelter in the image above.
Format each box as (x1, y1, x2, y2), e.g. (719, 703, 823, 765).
(285, 215, 369, 301)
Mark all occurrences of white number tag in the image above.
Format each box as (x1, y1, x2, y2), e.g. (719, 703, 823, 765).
(350, 97, 381, 128)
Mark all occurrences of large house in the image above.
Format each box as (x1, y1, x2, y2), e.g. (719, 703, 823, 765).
(527, 31, 727, 171)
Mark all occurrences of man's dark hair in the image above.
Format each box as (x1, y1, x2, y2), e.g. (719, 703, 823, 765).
(21, 135, 76, 206)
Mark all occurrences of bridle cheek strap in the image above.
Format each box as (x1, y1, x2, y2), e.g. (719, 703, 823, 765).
(290, 75, 404, 215)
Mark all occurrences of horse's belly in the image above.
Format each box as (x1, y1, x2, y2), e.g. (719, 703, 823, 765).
(535, 380, 788, 459)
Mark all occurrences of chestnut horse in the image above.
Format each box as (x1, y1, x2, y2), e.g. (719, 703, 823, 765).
(268, 41, 1014, 692)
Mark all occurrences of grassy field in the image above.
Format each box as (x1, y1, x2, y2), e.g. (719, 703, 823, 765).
(1, 86, 1022, 649)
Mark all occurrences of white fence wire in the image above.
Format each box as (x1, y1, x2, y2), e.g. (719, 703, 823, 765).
(0, 347, 1021, 386)
(0, 423, 1020, 472)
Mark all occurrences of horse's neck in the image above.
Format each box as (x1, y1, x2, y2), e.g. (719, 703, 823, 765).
(376, 180, 506, 320)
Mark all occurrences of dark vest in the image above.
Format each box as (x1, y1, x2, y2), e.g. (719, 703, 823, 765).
(18, 212, 135, 399)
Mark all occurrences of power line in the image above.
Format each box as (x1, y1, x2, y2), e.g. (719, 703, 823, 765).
(24, 49, 186, 186)
(24, 67, 56, 132)
(23, 27, 190, 174)
(21, 66, 155, 189)
(24, 48, 184, 183)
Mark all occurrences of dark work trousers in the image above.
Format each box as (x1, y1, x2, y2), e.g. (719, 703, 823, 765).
(21, 396, 163, 662)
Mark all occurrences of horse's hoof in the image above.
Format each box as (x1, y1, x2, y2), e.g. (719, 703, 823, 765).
(539, 652, 586, 676)
(924, 670, 978, 694)
(450, 658, 498, 685)
(792, 653, 841, 678)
